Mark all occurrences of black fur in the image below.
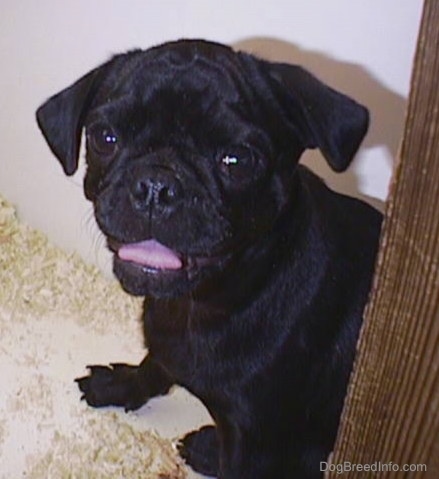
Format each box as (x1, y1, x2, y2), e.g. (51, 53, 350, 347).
(36, 39, 382, 478)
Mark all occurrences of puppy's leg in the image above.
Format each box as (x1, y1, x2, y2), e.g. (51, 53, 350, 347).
(178, 425, 219, 477)
(75, 355, 173, 412)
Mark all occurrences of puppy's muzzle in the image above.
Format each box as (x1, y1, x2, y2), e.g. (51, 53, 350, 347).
(129, 165, 183, 214)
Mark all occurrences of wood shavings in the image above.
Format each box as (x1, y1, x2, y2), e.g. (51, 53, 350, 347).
(26, 411, 186, 479)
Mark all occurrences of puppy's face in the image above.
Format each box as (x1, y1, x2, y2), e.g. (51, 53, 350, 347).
(37, 40, 368, 298)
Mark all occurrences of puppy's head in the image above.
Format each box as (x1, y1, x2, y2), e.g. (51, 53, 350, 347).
(36, 39, 368, 298)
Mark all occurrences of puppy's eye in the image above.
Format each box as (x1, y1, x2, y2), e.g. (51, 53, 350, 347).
(218, 145, 257, 181)
(87, 124, 118, 157)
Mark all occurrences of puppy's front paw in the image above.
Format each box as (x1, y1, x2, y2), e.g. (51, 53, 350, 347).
(178, 425, 219, 477)
(75, 363, 149, 412)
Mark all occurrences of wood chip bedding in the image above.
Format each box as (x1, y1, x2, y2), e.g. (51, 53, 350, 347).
(0, 195, 188, 478)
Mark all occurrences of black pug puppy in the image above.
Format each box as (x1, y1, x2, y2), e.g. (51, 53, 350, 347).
(36, 39, 382, 478)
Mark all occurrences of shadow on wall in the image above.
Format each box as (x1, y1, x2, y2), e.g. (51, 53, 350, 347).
(234, 37, 408, 211)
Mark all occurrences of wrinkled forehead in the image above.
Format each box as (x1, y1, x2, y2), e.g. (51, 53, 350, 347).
(86, 45, 262, 147)
(99, 44, 248, 108)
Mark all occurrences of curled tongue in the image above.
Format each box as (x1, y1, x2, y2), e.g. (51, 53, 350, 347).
(118, 239, 182, 270)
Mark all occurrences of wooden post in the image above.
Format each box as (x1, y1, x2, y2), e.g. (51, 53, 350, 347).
(327, 1, 439, 477)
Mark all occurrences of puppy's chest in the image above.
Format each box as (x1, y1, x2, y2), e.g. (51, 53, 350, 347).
(144, 299, 250, 389)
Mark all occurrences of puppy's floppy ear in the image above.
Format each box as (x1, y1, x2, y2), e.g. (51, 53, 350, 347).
(267, 63, 369, 172)
(36, 68, 101, 176)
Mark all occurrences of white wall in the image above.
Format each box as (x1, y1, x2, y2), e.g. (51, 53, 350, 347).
(0, 0, 424, 274)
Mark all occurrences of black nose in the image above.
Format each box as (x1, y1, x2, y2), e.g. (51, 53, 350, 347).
(129, 167, 183, 212)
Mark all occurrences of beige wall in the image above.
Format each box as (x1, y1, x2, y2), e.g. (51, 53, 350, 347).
(0, 0, 423, 275)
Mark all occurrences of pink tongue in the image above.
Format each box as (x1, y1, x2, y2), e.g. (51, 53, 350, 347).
(118, 239, 182, 270)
